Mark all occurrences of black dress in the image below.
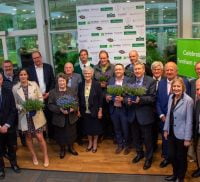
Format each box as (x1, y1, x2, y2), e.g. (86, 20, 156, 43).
(51, 90, 77, 146)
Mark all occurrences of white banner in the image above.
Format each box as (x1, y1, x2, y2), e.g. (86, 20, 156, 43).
(77, 2, 146, 65)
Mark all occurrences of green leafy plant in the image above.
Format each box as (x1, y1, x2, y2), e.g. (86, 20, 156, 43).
(22, 99, 44, 112)
(107, 85, 125, 96)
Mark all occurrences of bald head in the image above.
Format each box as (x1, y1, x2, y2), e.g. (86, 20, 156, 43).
(164, 62, 178, 81)
(64, 62, 74, 76)
(129, 50, 139, 64)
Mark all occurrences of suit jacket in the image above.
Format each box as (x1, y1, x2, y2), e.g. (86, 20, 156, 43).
(164, 93, 193, 140)
(194, 99, 200, 142)
(107, 76, 129, 114)
(127, 75, 156, 125)
(28, 63, 55, 93)
(2, 71, 19, 90)
(190, 79, 196, 101)
(74, 62, 94, 77)
(48, 88, 78, 127)
(78, 80, 103, 118)
(156, 77, 191, 117)
(12, 81, 46, 131)
(68, 73, 82, 95)
(0, 87, 17, 133)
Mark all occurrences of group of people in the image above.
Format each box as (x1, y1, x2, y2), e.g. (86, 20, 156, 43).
(0, 49, 200, 182)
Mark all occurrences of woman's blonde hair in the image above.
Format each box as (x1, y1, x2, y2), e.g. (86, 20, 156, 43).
(171, 77, 186, 93)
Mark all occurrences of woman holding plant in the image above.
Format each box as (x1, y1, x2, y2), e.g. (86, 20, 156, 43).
(12, 68, 49, 167)
(78, 66, 103, 153)
(48, 73, 79, 159)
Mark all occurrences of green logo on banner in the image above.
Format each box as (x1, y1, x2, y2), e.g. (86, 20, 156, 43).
(101, 7, 113, 11)
(177, 39, 200, 78)
(91, 33, 99, 36)
(124, 31, 136, 35)
(136, 37, 144, 41)
(100, 45, 107, 48)
(132, 43, 144, 47)
(78, 22, 86, 25)
(114, 56, 122, 60)
(124, 25, 133, 29)
(107, 13, 115, 17)
(110, 19, 123, 23)
(136, 5, 144, 9)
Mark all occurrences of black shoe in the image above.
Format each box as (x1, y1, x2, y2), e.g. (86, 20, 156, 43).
(132, 154, 144, 163)
(68, 146, 78, 156)
(164, 175, 177, 181)
(11, 164, 21, 173)
(92, 148, 97, 153)
(192, 168, 200, 178)
(0, 170, 5, 180)
(160, 159, 170, 168)
(123, 147, 130, 155)
(59, 148, 66, 159)
(115, 146, 124, 154)
(143, 159, 152, 170)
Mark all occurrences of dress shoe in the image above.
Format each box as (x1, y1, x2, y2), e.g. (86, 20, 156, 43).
(68, 146, 78, 156)
(123, 147, 130, 155)
(60, 148, 66, 159)
(164, 175, 177, 181)
(192, 168, 200, 178)
(115, 146, 124, 154)
(132, 154, 144, 163)
(11, 164, 21, 173)
(143, 159, 152, 170)
(0, 170, 5, 180)
(160, 159, 170, 168)
(32, 158, 39, 165)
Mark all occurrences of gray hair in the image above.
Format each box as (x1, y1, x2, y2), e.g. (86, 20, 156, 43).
(82, 66, 94, 75)
(151, 61, 164, 70)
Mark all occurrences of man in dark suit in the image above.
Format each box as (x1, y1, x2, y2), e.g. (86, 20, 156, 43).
(28, 51, 55, 139)
(192, 78, 200, 178)
(0, 73, 20, 179)
(64, 62, 82, 95)
(74, 49, 94, 77)
(157, 61, 190, 168)
(127, 62, 156, 170)
(106, 64, 130, 155)
(151, 61, 164, 151)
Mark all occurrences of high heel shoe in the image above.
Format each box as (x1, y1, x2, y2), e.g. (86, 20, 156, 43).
(43, 161, 49, 167)
(32, 157, 39, 165)
(86, 146, 92, 152)
(68, 145, 78, 156)
(92, 148, 97, 153)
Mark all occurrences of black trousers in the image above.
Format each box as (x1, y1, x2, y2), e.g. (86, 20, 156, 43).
(0, 131, 17, 170)
(44, 103, 54, 139)
(168, 135, 188, 179)
(131, 120, 153, 160)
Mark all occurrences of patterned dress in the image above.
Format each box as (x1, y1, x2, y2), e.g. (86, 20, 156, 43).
(22, 86, 44, 136)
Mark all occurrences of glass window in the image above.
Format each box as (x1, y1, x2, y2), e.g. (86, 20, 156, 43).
(193, 24, 200, 38)
(51, 32, 78, 73)
(0, 0, 36, 31)
(0, 39, 4, 66)
(7, 36, 38, 67)
(193, 0, 200, 22)
(146, 26, 177, 64)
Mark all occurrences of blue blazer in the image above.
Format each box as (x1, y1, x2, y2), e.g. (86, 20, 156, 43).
(107, 76, 129, 114)
(156, 77, 191, 117)
(164, 93, 193, 140)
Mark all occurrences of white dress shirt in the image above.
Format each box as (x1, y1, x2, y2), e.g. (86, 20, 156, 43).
(35, 65, 46, 94)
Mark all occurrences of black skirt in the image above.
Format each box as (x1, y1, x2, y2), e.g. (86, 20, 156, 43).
(83, 114, 103, 136)
(54, 116, 77, 145)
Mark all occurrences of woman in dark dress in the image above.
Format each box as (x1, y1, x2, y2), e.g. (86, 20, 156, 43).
(48, 73, 78, 159)
(78, 66, 103, 153)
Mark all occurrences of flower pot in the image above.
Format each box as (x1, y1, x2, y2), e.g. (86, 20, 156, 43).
(129, 95, 137, 102)
(29, 110, 36, 117)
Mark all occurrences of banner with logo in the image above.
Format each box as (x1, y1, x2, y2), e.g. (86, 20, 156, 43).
(76, 2, 146, 65)
(177, 39, 200, 78)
